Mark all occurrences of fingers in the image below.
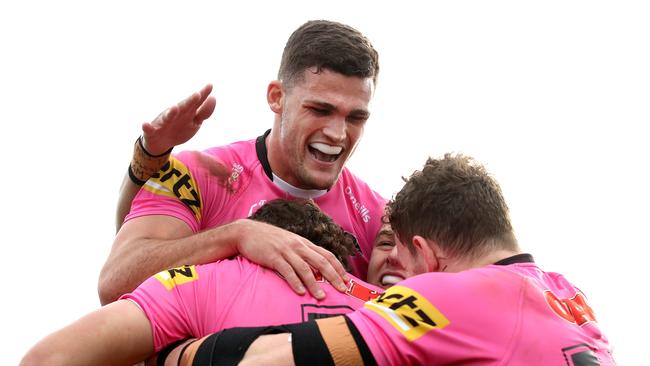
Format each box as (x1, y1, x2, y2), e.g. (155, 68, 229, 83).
(273, 260, 307, 296)
(198, 84, 213, 102)
(178, 84, 213, 113)
(178, 91, 201, 112)
(309, 246, 350, 292)
(282, 249, 326, 300)
(142, 121, 155, 136)
(163, 105, 179, 122)
(195, 96, 216, 122)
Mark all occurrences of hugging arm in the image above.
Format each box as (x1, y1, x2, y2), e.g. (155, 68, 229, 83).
(20, 300, 154, 366)
(165, 316, 374, 366)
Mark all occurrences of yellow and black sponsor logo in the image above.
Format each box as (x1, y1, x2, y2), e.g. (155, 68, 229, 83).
(364, 285, 449, 341)
(154, 265, 199, 290)
(144, 158, 203, 222)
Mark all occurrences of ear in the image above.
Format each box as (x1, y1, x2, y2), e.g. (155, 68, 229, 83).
(267, 80, 284, 114)
(411, 235, 442, 272)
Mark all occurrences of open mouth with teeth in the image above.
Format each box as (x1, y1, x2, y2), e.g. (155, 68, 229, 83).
(308, 142, 343, 163)
(380, 274, 405, 288)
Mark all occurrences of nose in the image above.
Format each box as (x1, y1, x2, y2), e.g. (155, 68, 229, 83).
(385, 245, 403, 268)
(322, 116, 346, 143)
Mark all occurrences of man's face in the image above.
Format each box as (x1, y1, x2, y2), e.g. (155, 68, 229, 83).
(273, 68, 373, 190)
(366, 222, 429, 289)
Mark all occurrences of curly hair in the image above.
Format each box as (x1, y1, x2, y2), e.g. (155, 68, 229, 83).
(249, 199, 357, 270)
(279, 20, 379, 88)
(388, 153, 518, 260)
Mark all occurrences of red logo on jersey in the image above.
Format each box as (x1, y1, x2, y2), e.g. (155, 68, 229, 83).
(346, 279, 380, 301)
(544, 291, 596, 325)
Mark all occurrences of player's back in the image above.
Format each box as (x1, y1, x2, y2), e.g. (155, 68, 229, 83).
(507, 264, 615, 365)
(125, 256, 381, 352)
(348, 262, 615, 365)
(203, 256, 380, 332)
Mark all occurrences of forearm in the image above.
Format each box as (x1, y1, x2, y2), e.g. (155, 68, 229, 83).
(173, 317, 373, 366)
(99, 219, 243, 305)
(116, 136, 173, 232)
(20, 300, 153, 366)
(241, 317, 373, 366)
(116, 173, 141, 232)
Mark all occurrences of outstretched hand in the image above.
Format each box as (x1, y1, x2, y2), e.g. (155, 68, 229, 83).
(232, 219, 350, 300)
(141, 84, 217, 155)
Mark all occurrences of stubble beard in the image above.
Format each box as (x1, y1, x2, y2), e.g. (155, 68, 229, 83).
(294, 159, 337, 190)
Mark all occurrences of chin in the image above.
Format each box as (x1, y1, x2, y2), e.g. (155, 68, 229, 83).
(302, 171, 340, 190)
(309, 179, 336, 190)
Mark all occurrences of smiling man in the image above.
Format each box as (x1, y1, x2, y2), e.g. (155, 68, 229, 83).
(100, 20, 385, 305)
(266, 67, 372, 191)
(366, 215, 429, 289)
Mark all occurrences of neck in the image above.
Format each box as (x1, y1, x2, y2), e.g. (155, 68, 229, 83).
(263, 129, 327, 198)
(265, 128, 284, 180)
(444, 249, 521, 272)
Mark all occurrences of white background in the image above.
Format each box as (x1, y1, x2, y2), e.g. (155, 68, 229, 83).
(1, 1, 647, 364)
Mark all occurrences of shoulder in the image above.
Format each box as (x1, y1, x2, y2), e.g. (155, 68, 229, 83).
(327, 167, 386, 221)
(169, 138, 260, 185)
(202, 137, 257, 163)
(337, 167, 384, 199)
(386, 267, 527, 312)
(170, 137, 257, 168)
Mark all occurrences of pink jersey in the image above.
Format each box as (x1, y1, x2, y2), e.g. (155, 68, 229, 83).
(121, 257, 381, 352)
(348, 258, 616, 365)
(125, 131, 386, 278)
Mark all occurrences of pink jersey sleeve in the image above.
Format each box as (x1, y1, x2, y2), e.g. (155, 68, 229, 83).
(125, 150, 233, 233)
(120, 264, 216, 352)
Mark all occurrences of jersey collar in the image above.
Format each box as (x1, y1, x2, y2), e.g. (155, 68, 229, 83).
(493, 253, 535, 266)
(256, 129, 328, 199)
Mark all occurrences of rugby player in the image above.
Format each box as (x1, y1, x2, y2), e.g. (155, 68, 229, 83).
(100, 19, 384, 305)
(177, 154, 617, 366)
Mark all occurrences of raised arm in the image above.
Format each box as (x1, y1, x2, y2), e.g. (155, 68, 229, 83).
(20, 300, 154, 366)
(116, 84, 216, 231)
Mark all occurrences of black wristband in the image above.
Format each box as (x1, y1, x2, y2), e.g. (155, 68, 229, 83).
(192, 325, 295, 366)
(128, 164, 148, 186)
(344, 316, 376, 366)
(176, 339, 198, 366)
(291, 320, 334, 366)
(138, 136, 173, 157)
(155, 339, 188, 366)
(292, 317, 376, 366)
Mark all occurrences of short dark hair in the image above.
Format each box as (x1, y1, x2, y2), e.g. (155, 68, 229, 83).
(278, 20, 379, 87)
(249, 199, 356, 270)
(388, 154, 518, 259)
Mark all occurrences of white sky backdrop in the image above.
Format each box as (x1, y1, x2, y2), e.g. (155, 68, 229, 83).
(1, 1, 647, 364)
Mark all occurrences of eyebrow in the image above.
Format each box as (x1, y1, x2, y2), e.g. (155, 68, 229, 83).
(304, 100, 370, 118)
(304, 100, 335, 110)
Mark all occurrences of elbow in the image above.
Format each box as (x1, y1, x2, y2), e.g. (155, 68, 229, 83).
(97, 241, 134, 305)
(19, 351, 36, 366)
(97, 267, 122, 306)
(20, 348, 64, 366)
